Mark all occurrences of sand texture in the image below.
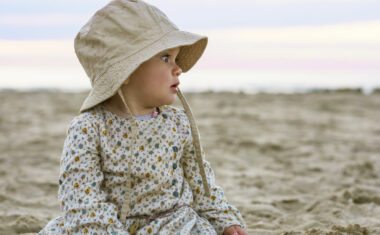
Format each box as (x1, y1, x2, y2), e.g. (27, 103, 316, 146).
(0, 90, 379, 234)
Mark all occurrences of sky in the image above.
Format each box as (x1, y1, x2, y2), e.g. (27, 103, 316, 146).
(1, 0, 380, 92)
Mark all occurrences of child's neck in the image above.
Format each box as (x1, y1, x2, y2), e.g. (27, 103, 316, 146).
(101, 93, 156, 118)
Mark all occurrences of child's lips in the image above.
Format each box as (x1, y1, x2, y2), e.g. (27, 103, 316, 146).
(171, 85, 179, 92)
(171, 82, 180, 92)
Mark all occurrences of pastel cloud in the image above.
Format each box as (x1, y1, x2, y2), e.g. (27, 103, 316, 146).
(193, 20, 380, 71)
(1, 20, 379, 72)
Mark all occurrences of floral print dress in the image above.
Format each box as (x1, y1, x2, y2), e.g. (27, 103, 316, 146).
(39, 105, 245, 235)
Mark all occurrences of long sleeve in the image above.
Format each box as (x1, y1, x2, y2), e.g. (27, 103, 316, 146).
(58, 114, 129, 234)
(178, 111, 246, 235)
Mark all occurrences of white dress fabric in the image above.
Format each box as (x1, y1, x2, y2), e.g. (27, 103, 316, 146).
(39, 105, 245, 234)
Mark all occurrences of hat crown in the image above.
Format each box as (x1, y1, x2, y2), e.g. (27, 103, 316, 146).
(74, 0, 178, 85)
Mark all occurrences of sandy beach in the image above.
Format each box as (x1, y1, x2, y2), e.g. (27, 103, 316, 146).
(0, 90, 379, 234)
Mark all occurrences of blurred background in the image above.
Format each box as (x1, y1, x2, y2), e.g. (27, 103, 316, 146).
(1, 1, 380, 234)
(1, 0, 380, 93)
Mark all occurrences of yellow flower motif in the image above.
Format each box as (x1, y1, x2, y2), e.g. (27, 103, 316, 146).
(186, 125, 190, 128)
(63, 173, 66, 178)
(157, 157, 162, 162)
(90, 212, 95, 217)
(211, 196, 216, 201)
(109, 120, 113, 124)
(103, 130, 107, 135)
(224, 210, 228, 214)
(196, 188, 200, 194)
(130, 221, 140, 234)
(153, 131, 158, 135)
(85, 188, 90, 194)
(74, 183, 79, 187)
(72, 209, 77, 213)
(113, 149, 116, 153)
(96, 145, 100, 151)
(172, 127, 176, 131)
(113, 197, 118, 202)
(74, 157, 79, 162)
(202, 222, 207, 226)
(59, 223, 64, 227)
(147, 227, 152, 233)
(109, 219, 114, 223)
(146, 173, 150, 177)
(123, 134, 128, 138)
(139, 146, 144, 150)
(61, 201, 65, 206)
(83, 229, 88, 233)
(170, 171, 173, 175)
(82, 128, 87, 133)
(173, 153, 177, 159)
(168, 142, 173, 146)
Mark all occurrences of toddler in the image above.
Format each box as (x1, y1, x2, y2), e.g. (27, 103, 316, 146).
(39, 0, 246, 234)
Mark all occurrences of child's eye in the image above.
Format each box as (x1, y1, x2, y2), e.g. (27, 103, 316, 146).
(161, 54, 179, 64)
(161, 54, 170, 63)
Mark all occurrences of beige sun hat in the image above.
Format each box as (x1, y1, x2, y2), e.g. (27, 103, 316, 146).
(74, 0, 210, 223)
(75, 0, 207, 113)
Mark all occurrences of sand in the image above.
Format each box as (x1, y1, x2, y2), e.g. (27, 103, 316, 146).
(0, 90, 379, 234)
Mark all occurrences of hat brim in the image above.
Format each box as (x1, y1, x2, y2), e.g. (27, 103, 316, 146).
(79, 29, 207, 113)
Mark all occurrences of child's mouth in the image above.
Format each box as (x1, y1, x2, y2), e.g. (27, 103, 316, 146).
(171, 82, 179, 92)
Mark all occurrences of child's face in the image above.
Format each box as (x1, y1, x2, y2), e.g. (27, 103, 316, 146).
(123, 47, 182, 107)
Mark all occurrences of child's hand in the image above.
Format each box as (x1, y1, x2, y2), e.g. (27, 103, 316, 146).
(223, 225, 248, 235)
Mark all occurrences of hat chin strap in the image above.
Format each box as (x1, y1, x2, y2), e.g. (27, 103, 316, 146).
(117, 88, 139, 223)
(117, 87, 210, 224)
(176, 88, 211, 197)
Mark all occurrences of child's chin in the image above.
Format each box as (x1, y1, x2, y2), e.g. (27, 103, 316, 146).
(162, 96, 176, 106)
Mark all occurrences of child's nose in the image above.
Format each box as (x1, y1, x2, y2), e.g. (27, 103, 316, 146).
(174, 65, 182, 77)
